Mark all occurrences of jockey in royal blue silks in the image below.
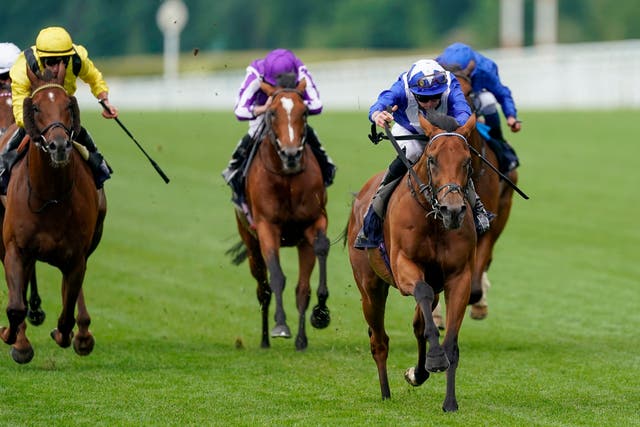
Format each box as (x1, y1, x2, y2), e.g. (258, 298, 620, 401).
(221, 48, 336, 211)
(436, 42, 521, 173)
(354, 59, 494, 250)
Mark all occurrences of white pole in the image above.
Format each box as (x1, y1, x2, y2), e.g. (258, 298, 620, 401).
(500, 0, 525, 48)
(156, 0, 188, 81)
(534, 0, 558, 46)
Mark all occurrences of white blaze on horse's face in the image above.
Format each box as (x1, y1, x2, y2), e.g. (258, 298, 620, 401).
(47, 92, 56, 103)
(280, 97, 295, 141)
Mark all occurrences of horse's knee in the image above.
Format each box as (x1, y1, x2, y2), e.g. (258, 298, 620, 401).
(313, 232, 329, 257)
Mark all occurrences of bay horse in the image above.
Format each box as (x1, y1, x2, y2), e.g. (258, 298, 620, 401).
(0, 73, 46, 329)
(233, 78, 330, 350)
(347, 110, 476, 412)
(0, 65, 106, 364)
(453, 71, 518, 320)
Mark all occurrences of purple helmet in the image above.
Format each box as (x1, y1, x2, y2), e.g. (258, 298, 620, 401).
(263, 49, 297, 86)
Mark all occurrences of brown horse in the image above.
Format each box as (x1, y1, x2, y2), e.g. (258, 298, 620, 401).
(234, 79, 330, 350)
(0, 65, 106, 364)
(0, 73, 46, 329)
(347, 111, 477, 412)
(454, 73, 518, 319)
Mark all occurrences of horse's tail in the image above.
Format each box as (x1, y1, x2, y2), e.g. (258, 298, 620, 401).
(337, 191, 359, 248)
(225, 240, 248, 265)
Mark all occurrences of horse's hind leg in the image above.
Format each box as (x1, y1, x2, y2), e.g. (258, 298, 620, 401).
(310, 229, 330, 330)
(27, 269, 46, 326)
(73, 289, 94, 356)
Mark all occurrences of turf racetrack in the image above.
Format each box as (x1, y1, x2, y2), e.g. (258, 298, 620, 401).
(0, 110, 638, 425)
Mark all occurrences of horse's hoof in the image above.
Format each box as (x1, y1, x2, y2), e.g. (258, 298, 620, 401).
(310, 305, 330, 329)
(426, 350, 450, 373)
(271, 324, 291, 338)
(404, 366, 429, 386)
(295, 335, 308, 351)
(50, 328, 73, 348)
(10, 346, 34, 364)
(73, 334, 95, 356)
(27, 308, 46, 326)
(470, 304, 488, 320)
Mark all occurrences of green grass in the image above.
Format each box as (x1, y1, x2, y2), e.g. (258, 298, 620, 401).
(0, 109, 638, 426)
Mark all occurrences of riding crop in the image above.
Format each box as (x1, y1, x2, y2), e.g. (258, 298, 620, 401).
(99, 100, 170, 184)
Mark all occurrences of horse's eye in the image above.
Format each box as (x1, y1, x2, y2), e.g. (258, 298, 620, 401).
(427, 156, 436, 167)
(32, 104, 40, 113)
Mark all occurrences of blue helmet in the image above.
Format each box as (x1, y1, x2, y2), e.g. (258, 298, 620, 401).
(407, 59, 448, 96)
(436, 42, 475, 70)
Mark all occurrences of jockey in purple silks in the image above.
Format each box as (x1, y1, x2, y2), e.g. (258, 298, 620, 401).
(222, 48, 336, 209)
(354, 59, 493, 250)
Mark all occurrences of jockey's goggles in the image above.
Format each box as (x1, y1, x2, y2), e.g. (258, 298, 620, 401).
(412, 71, 447, 90)
(43, 56, 70, 67)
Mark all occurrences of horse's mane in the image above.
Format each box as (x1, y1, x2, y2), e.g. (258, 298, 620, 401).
(423, 109, 459, 132)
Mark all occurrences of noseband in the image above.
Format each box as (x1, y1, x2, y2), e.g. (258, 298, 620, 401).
(409, 131, 471, 218)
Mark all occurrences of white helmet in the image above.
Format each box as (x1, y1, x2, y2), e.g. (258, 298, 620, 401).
(0, 42, 21, 74)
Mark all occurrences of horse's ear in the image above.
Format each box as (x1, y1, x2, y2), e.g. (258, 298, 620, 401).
(69, 96, 81, 136)
(418, 111, 438, 137)
(26, 65, 40, 85)
(23, 97, 40, 141)
(55, 62, 67, 85)
(260, 80, 275, 97)
(457, 113, 476, 137)
(296, 77, 307, 93)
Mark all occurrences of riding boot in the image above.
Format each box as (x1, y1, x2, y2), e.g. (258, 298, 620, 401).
(76, 127, 112, 189)
(466, 179, 495, 235)
(222, 133, 253, 208)
(306, 125, 336, 187)
(354, 156, 407, 249)
(0, 127, 26, 195)
(481, 112, 520, 173)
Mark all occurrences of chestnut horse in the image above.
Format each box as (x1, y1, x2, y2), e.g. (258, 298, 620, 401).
(347, 111, 477, 412)
(0, 73, 46, 329)
(455, 72, 518, 320)
(234, 79, 330, 350)
(0, 65, 106, 364)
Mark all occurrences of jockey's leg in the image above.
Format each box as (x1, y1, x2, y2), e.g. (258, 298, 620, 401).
(474, 91, 505, 141)
(222, 133, 253, 207)
(76, 127, 111, 189)
(305, 125, 336, 187)
(466, 179, 495, 235)
(354, 156, 406, 249)
(0, 127, 26, 195)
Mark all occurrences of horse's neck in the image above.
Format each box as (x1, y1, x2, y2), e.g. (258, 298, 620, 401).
(0, 96, 13, 131)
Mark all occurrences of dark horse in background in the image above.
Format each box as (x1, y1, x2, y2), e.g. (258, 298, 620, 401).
(230, 78, 330, 350)
(0, 64, 106, 364)
(453, 71, 518, 320)
(347, 111, 477, 412)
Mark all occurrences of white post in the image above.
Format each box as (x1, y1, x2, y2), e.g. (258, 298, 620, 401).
(156, 0, 188, 81)
(534, 0, 558, 45)
(500, 0, 525, 48)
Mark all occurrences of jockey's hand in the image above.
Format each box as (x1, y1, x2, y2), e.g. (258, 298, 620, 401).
(372, 106, 397, 128)
(253, 97, 273, 116)
(100, 99, 118, 119)
(507, 116, 521, 133)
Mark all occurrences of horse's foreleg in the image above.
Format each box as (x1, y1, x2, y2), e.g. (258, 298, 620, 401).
(51, 262, 86, 348)
(414, 280, 449, 373)
(404, 303, 430, 387)
(440, 271, 472, 412)
(73, 288, 94, 356)
(310, 229, 330, 330)
(1, 244, 29, 346)
(294, 242, 314, 351)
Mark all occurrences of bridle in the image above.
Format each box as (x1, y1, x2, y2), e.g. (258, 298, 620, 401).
(29, 83, 75, 149)
(263, 88, 308, 173)
(408, 131, 472, 219)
